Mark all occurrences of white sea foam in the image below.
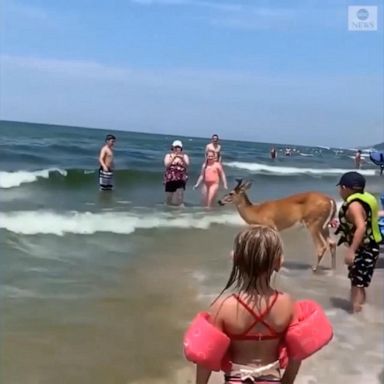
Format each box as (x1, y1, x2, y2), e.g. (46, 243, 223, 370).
(348, 155, 366, 160)
(0, 210, 245, 236)
(0, 169, 67, 188)
(299, 153, 314, 157)
(224, 161, 377, 176)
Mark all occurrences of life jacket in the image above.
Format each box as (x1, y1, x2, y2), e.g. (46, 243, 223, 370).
(335, 192, 383, 247)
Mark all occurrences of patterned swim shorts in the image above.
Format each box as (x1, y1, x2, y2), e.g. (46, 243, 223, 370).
(99, 168, 114, 191)
(348, 246, 380, 288)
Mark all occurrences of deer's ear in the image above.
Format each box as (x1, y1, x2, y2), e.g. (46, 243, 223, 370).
(241, 181, 252, 190)
(234, 178, 243, 191)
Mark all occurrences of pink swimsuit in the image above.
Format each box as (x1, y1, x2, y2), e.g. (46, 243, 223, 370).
(204, 164, 220, 185)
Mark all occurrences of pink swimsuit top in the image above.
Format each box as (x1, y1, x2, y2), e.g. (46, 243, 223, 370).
(225, 292, 282, 341)
(204, 164, 220, 184)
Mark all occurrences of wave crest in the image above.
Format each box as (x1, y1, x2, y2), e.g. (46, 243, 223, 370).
(224, 162, 377, 176)
(0, 210, 244, 236)
(0, 168, 161, 189)
(0, 169, 67, 188)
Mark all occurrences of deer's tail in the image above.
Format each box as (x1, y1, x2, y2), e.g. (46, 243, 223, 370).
(322, 198, 337, 230)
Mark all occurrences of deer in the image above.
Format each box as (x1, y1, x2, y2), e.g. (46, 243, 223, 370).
(218, 179, 337, 272)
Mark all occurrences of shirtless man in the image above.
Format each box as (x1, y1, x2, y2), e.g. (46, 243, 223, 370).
(98, 134, 116, 191)
(205, 134, 222, 162)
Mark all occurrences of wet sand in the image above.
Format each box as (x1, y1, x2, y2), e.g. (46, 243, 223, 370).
(1, 224, 383, 384)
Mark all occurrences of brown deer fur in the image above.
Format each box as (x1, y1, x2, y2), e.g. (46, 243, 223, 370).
(218, 179, 337, 271)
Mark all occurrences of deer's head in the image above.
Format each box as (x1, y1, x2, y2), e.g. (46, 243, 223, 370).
(218, 178, 252, 206)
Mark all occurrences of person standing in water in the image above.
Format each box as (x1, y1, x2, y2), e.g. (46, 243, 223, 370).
(205, 134, 222, 162)
(195, 226, 301, 384)
(193, 150, 228, 208)
(270, 147, 277, 160)
(335, 171, 382, 313)
(98, 134, 116, 191)
(354, 150, 362, 169)
(163, 140, 190, 206)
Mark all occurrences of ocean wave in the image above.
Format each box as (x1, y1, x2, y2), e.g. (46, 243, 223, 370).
(0, 168, 67, 188)
(0, 210, 245, 236)
(299, 153, 314, 157)
(0, 168, 162, 189)
(224, 162, 377, 176)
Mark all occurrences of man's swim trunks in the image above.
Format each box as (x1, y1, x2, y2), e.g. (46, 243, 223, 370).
(99, 168, 113, 191)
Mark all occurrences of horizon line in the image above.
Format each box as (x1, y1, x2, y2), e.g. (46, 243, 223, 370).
(0, 118, 380, 151)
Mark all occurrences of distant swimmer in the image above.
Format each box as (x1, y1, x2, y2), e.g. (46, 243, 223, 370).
(354, 150, 362, 169)
(98, 134, 116, 191)
(205, 134, 222, 162)
(163, 140, 190, 206)
(193, 150, 228, 208)
(270, 146, 277, 160)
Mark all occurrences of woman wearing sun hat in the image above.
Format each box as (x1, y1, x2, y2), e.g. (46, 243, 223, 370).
(163, 140, 190, 206)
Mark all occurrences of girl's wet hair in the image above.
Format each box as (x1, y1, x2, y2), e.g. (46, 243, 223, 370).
(219, 225, 283, 297)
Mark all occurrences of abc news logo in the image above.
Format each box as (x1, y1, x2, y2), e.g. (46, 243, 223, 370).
(348, 6, 378, 31)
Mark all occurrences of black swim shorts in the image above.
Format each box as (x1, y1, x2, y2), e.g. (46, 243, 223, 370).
(348, 246, 380, 288)
(165, 180, 186, 193)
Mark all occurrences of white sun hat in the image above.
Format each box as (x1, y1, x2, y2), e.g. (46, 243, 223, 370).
(172, 140, 183, 148)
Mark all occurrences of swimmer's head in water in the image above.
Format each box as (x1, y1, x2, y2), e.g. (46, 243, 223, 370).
(221, 226, 284, 294)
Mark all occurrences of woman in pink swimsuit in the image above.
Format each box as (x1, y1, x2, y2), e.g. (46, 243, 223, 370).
(194, 150, 228, 208)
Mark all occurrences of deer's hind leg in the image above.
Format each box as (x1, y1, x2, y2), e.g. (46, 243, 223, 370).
(306, 221, 328, 272)
(320, 226, 336, 270)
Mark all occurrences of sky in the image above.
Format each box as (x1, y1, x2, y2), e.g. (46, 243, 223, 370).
(0, 0, 383, 147)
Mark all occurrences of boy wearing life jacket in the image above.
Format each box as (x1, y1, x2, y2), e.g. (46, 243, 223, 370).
(335, 171, 383, 313)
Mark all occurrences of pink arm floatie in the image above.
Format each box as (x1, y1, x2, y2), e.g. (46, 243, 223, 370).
(184, 300, 333, 372)
(279, 300, 333, 368)
(183, 312, 230, 371)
